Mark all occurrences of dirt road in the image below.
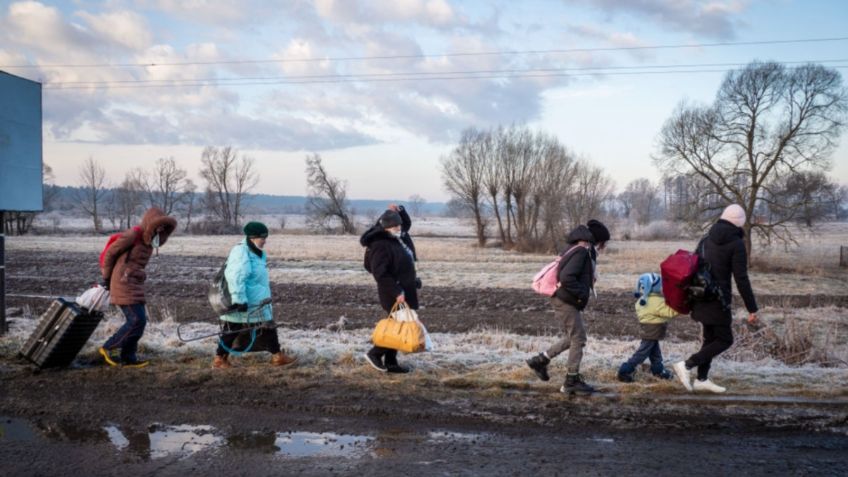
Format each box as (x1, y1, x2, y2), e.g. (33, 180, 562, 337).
(3, 247, 848, 475)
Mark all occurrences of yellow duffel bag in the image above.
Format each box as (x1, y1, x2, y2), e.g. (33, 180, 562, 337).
(371, 302, 426, 354)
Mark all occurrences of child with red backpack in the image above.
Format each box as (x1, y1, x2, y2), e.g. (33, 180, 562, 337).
(98, 207, 177, 368)
(617, 273, 681, 382)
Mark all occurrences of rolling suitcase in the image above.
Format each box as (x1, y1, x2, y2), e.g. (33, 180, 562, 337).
(20, 298, 104, 368)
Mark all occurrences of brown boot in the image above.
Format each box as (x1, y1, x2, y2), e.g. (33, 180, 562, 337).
(271, 352, 297, 367)
(212, 355, 231, 369)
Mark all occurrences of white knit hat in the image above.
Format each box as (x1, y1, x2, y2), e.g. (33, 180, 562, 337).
(720, 204, 746, 228)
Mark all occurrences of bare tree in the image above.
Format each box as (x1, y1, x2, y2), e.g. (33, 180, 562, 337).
(407, 194, 426, 217)
(441, 129, 488, 246)
(304, 154, 356, 234)
(142, 157, 190, 215)
(199, 146, 258, 229)
(620, 178, 659, 225)
(181, 179, 199, 231)
(656, 61, 847, 258)
(774, 171, 839, 227)
(75, 156, 108, 232)
(111, 170, 145, 229)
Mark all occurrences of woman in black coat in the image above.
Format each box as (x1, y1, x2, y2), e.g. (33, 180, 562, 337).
(673, 204, 758, 393)
(360, 208, 419, 373)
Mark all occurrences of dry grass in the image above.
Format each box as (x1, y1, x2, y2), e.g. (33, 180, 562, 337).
(6, 222, 847, 295)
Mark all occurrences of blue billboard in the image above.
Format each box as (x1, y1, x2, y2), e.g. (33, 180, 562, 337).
(0, 70, 43, 211)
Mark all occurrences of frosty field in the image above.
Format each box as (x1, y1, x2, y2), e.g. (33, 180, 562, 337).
(1, 225, 847, 475)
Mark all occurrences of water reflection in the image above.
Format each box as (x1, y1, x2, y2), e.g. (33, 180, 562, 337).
(1, 416, 372, 460)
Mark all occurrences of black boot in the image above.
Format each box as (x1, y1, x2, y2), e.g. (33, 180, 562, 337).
(526, 353, 550, 381)
(561, 373, 595, 395)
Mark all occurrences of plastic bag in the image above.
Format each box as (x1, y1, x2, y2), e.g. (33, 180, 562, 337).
(75, 285, 110, 313)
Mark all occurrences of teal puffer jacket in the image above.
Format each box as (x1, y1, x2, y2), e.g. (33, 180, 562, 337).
(219, 240, 273, 323)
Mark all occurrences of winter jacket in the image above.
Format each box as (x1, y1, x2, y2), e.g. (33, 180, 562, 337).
(100, 208, 177, 305)
(371, 205, 418, 261)
(691, 219, 759, 325)
(219, 239, 273, 323)
(360, 225, 418, 312)
(635, 294, 679, 340)
(553, 225, 595, 311)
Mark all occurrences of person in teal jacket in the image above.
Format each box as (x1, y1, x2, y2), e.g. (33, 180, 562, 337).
(617, 273, 681, 382)
(212, 222, 297, 369)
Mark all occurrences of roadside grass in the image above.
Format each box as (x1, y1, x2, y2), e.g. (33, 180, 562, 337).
(2, 307, 846, 399)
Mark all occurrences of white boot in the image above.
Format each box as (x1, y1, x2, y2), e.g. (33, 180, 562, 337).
(693, 378, 726, 393)
(672, 361, 693, 392)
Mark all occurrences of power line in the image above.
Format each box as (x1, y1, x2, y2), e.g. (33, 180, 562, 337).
(42, 65, 848, 90)
(7, 36, 848, 70)
(42, 59, 848, 88)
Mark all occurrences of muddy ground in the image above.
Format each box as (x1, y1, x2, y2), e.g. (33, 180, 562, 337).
(3, 249, 848, 475)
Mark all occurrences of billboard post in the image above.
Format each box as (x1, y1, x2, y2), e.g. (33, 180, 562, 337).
(0, 210, 5, 335)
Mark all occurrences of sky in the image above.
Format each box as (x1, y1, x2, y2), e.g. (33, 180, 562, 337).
(1, 0, 847, 203)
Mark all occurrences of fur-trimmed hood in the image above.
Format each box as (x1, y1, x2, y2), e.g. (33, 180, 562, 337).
(140, 207, 177, 246)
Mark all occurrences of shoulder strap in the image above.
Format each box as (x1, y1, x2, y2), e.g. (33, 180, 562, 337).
(556, 244, 584, 276)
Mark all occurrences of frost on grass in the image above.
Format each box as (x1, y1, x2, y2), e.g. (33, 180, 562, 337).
(3, 310, 846, 398)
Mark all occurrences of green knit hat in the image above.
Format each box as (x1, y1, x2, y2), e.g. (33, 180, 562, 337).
(243, 221, 269, 238)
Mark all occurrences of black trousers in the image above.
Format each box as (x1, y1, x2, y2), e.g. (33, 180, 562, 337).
(368, 346, 399, 366)
(685, 323, 734, 380)
(216, 322, 281, 356)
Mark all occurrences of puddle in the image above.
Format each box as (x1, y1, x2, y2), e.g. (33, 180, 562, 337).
(272, 432, 372, 458)
(427, 431, 489, 443)
(1, 416, 371, 460)
(148, 424, 224, 459)
(0, 417, 39, 442)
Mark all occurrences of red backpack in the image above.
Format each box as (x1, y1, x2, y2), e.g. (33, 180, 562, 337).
(99, 226, 143, 268)
(660, 249, 700, 314)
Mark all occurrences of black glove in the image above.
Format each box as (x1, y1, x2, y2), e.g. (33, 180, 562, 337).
(230, 303, 249, 312)
(99, 278, 110, 291)
(415, 277, 422, 289)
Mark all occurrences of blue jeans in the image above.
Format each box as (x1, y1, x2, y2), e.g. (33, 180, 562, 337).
(619, 339, 665, 376)
(103, 304, 147, 362)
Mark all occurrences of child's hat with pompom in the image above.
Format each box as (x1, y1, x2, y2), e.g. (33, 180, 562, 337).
(634, 272, 662, 305)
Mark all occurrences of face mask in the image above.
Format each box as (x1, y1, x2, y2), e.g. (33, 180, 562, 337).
(391, 231, 402, 238)
(151, 233, 161, 249)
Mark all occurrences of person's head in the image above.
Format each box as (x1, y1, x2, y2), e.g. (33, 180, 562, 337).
(720, 204, 746, 228)
(587, 219, 610, 252)
(243, 221, 269, 249)
(634, 272, 662, 305)
(379, 209, 402, 235)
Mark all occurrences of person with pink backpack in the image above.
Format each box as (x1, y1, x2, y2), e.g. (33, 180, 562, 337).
(526, 220, 610, 395)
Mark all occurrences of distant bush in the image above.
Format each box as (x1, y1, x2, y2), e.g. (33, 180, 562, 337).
(619, 220, 689, 241)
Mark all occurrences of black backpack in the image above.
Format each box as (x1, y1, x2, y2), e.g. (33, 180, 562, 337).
(208, 261, 232, 314)
(688, 237, 729, 310)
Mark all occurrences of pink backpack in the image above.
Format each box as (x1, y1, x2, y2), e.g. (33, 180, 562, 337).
(532, 245, 584, 296)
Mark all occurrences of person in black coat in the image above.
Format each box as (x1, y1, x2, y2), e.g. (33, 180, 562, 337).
(673, 204, 759, 393)
(526, 224, 600, 395)
(361, 209, 419, 373)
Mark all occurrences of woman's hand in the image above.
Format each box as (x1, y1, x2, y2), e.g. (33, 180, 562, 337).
(747, 313, 758, 325)
(396, 294, 406, 304)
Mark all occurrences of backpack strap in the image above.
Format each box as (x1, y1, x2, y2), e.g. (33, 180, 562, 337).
(555, 244, 585, 282)
(123, 226, 144, 263)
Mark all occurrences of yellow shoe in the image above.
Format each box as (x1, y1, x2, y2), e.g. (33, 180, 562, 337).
(121, 359, 150, 369)
(99, 347, 119, 367)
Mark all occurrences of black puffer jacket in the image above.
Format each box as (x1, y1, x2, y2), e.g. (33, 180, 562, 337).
(553, 225, 595, 310)
(360, 225, 419, 312)
(371, 205, 417, 261)
(692, 219, 758, 325)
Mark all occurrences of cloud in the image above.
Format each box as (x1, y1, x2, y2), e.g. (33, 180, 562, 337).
(314, 0, 465, 29)
(75, 10, 153, 51)
(570, 0, 749, 39)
